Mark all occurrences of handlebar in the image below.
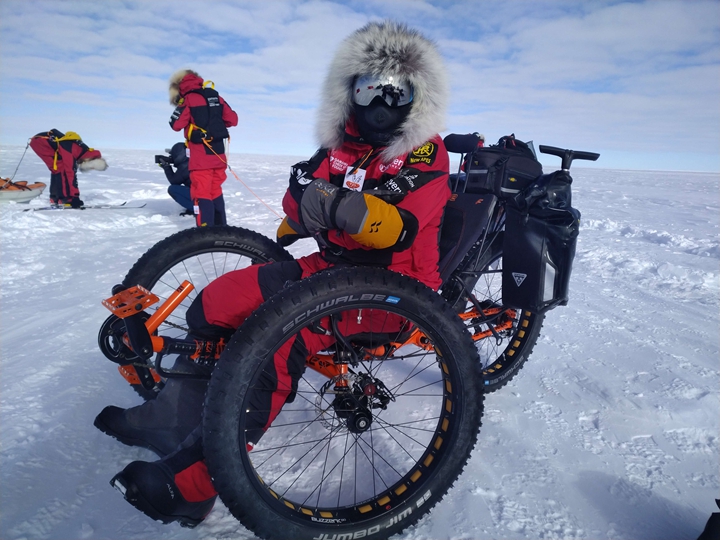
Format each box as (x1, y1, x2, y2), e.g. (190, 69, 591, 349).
(443, 133, 600, 173)
(539, 145, 599, 171)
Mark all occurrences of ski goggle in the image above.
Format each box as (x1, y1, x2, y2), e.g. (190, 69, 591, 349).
(352, 74, 414, 107)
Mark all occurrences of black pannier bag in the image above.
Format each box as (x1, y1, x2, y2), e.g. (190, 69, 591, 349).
(502, 171, 581, 313)
(465, 134, 543, 198)
(437, 193, 498, 283)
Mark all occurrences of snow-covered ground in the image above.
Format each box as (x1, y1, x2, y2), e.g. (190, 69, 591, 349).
(0, 145, 718, 540)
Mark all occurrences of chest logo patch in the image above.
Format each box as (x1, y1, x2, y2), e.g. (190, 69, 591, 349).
(408, 142, 436, 165)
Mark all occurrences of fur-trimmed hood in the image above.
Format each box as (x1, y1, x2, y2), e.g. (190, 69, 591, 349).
(77, 147, 107, 172)
(168, 69, 202, 105)
(78, 157, 108, 172)
(316, 21, 449, 161)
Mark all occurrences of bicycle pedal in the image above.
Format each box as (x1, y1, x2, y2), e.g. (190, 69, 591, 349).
(103, 285, 159, 318)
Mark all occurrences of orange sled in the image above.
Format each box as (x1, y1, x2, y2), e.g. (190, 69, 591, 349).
(0, 179, 47, 203)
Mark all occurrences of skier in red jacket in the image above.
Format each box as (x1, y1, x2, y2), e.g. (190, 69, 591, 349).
(29, 129, 107, 207)
(168, 70, 238, 226)
(96, 21, 450, 527)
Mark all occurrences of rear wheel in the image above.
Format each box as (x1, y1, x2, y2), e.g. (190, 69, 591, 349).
(443, 233, 545, 392)
(204, 267, 483, 540)
(116, 226, 292, 399)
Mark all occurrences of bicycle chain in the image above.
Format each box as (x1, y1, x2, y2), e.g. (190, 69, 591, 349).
(159, 319, 190, 332)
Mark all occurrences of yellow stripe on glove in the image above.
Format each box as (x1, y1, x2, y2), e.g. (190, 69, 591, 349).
(276, 216, 308, 247)
(348, 193, 404, 249)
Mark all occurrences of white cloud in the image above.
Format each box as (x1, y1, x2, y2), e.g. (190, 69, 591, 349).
(0, 0, 718, 171)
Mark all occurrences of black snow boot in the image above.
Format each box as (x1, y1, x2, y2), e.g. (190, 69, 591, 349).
(94, 405, 184, 457)
(111, 460, 216, 528)
(94, 356, 210, 457)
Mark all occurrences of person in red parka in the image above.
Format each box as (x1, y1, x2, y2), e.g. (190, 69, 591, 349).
(29, 129, 107, 207)
(96, 21, 451, 527)
(168, 70, 238, 226)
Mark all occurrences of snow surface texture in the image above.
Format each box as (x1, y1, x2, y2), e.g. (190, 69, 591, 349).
(0, 146, 718, 540)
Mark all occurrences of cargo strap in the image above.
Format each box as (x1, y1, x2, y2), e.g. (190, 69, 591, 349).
(0, 179, 32, 191)
(187, 123, 209, 143)
(49, 132, 82, 171)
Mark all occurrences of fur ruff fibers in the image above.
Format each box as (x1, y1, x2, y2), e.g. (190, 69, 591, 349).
(78, 158, 108, 172)
(168, 69, 200, 105)
(316, 21, 449, 161)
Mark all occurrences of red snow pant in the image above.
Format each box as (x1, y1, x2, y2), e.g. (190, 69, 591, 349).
(190, 168, 227, 227)
(162, 254, 405, 503)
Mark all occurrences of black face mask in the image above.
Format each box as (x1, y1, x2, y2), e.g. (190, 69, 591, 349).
(354, 98, 411, 146)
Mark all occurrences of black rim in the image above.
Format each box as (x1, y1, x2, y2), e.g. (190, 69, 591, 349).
(239, 306, 460, 525)
(145, 248, 262, 337)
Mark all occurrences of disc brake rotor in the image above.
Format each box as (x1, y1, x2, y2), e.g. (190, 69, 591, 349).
(315, 374, 357, 430)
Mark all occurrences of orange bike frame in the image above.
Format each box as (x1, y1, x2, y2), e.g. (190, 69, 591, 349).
(104, 283, 517, 382)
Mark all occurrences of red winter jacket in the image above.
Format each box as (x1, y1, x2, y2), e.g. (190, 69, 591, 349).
(169, 73, 238, 171)
(29, 129, 102, 200)
(278, 118, 450, 290)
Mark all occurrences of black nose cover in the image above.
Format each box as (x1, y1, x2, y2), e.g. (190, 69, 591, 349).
(363, 101, 404, 131)
(355, 99, 411, 146)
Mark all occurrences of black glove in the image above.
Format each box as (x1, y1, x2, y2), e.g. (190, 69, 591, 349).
(154, 155, 171, 167)
(276, 216, 309, 247)
(370, 189, 405, 205)
(70, 197, 84, 209)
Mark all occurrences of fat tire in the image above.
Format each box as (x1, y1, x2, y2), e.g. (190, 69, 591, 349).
(123, 225, 292, 289)
(120, 226, 292, 400)
(204, 267, 483, 540)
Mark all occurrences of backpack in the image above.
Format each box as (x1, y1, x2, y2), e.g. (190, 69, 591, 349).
(186, 85, 230, 156)
(464, 134, 543, 198)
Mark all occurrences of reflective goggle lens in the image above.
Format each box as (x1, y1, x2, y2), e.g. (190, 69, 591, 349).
(353, 74, 413, 107)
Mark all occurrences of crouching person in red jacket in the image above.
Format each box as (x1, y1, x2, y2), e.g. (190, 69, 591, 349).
(29, 129, 107, 207)
(95, 21, 450, 527)
(168, 69, 238, 226)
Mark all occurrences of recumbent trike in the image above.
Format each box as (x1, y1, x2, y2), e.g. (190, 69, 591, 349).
(97, 133, 598, 540)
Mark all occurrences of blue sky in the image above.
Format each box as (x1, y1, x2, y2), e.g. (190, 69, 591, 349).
(0, 0, 718, 172)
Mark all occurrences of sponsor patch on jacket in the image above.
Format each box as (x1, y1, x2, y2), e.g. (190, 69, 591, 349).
(408, 142, 436, 165)
(383, 169, 419, 194)
(378, 158, 404, 174)
(170, 106, 184, 121)
(329, 155, 349, 173)
(291, 163, 313, 186)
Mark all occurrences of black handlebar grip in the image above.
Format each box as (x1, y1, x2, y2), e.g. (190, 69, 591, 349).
(444, 133, 482, 154)
(539, 145, 600, 170)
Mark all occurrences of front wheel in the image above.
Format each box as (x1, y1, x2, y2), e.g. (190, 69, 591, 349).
(204, 267, 483, 540)
(117, 226, 293, 399)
